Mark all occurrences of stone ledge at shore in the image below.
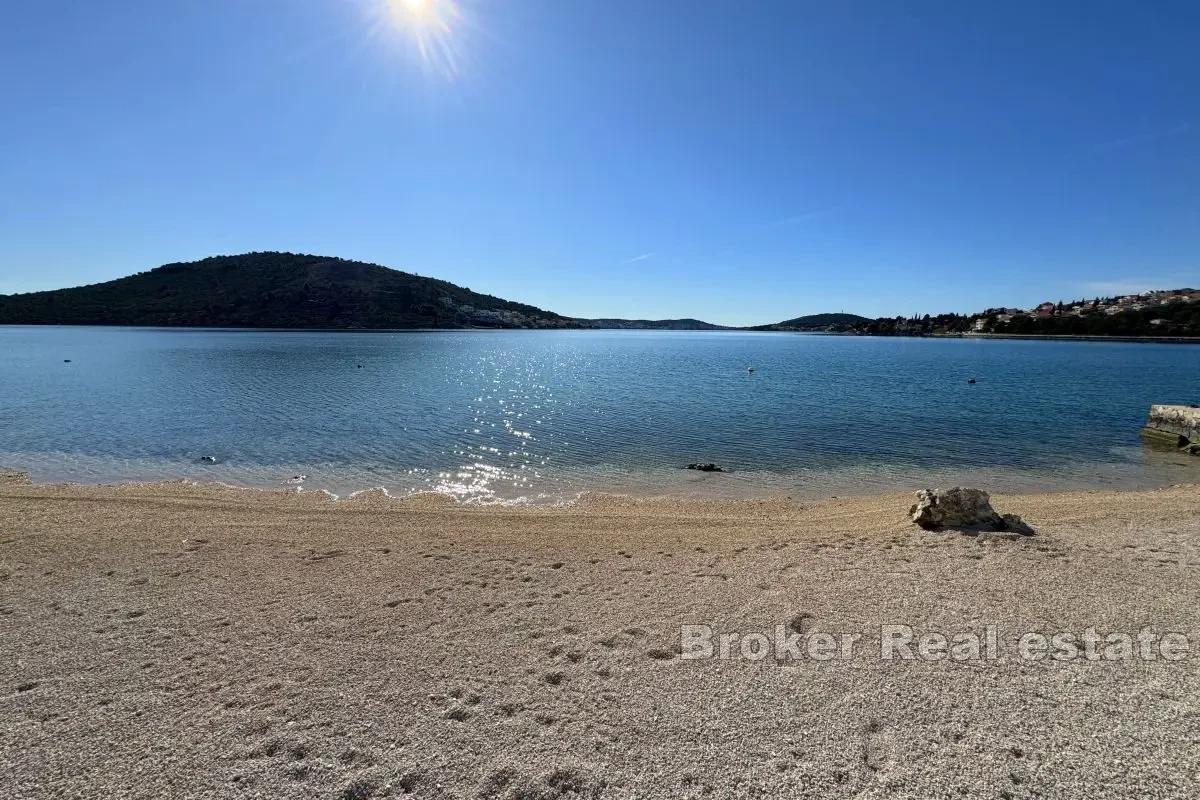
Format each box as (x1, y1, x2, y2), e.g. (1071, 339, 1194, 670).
(1142, 404, 1200, 453)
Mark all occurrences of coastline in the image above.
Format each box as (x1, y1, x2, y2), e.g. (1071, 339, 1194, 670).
(821, 331, 1200, 344)
(2, 448, 1197, 506)
(5, 321, 1200, 342)
(3, 475, 1199, 797)
(957, 332, 1200, 344)
(2, 466, 1199, 510)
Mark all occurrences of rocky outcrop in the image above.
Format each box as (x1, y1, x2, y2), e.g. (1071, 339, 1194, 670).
(685, 463, 725, 473)
(910, 487, 998, 529)
(909, 487, 1034, 535)
(1142, 404, 1200, 454)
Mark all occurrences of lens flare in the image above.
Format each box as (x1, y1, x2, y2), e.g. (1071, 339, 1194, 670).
(368, 0, 466, 78)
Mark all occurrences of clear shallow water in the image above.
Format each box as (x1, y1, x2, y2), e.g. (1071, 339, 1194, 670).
(0, 326, 1196, 502)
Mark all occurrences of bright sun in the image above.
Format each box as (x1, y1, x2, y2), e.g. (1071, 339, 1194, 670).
(388, 0, 447, 27)
(366, 0, 466, 77)
(399, 0, 432, 16)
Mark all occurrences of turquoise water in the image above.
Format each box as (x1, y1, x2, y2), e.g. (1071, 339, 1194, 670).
(0, 326, 1196, 502)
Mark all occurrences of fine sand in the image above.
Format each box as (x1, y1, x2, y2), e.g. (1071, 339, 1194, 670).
(2, 474, 1199, 799)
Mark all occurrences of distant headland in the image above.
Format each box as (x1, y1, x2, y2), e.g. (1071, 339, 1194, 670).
(0, 252, 1196, 338)
(835, 291, 1200, 339)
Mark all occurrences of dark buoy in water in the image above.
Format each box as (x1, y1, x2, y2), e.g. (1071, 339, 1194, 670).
(357, 364, 363, 368)
(967, 378, 977, 384)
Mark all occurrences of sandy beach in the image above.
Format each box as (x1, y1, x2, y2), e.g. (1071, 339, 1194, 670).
(2, 474, 1199, 799)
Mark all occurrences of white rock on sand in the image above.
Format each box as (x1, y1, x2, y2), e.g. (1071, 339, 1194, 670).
(909, 486, 1035, 536)
(0, 478, 1198, 798)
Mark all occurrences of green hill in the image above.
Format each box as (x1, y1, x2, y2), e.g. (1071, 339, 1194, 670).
(0, 253, 713, 330)
(750, 312, 870, 331)
(0, 252, 579, 329)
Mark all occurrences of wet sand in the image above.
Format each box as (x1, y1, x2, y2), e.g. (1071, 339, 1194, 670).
(2, 475, 1199, 799)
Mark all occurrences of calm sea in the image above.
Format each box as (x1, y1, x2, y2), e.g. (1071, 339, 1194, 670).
(0, 326, 1196, 502)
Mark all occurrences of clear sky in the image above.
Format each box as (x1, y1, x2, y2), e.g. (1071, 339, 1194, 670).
(1, 0, 1197, 326)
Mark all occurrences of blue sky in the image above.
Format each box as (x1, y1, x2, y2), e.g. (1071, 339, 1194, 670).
(1, 0, 1197, 326)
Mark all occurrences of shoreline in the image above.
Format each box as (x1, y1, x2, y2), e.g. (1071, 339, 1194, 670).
(834, 332, 1200, 344)
(6, 322, 1200, 343)
(957, 332, 1200, 344)
(2, 452, 1198, 507)
(2, 471, 1199, 528)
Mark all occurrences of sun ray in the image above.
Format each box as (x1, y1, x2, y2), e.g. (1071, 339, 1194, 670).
(365, 0, 466, 78)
